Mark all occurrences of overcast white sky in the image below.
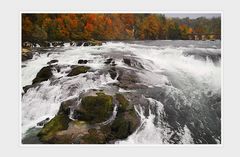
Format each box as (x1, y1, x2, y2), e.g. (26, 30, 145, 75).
(165, 13, 221, 19)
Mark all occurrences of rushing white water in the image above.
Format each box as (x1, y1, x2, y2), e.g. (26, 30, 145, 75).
(22, 40, 221, 143)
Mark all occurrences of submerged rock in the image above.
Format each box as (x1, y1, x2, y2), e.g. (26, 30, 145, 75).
(67, 66, 90, 77)
(32, 66, 53, 84)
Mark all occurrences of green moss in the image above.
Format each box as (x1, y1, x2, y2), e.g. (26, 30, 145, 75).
(77, 93, 113, 123)
(111, 114, 129, 139)
(38, 114, 71, 143)
(67, 66, 90, 76)
(116, 94, 129, 112)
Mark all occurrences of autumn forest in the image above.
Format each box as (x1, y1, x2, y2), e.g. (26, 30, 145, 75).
(22, 13, 221, 42)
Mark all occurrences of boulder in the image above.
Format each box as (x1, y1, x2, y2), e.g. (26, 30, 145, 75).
(37, 113, 71, 143)
(74, 93, 113, 123)
(78, 59, 88, 64)
(47, 59, 58, 65)
(22, 48, 33, 61)
(58, 98, 78, 115)
(70, 41, 76, 46)
(111, 94, 140, 139)
(32, 66, 53, 84)
(22, 41, 33, 48)
(104, 58, 113, 65)
(67, 66, 90, 77)
(108, 67, 117, 80)
(76, 41, 84, 46)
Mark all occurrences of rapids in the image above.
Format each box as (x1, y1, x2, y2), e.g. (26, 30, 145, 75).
(21, 40, 221, 144)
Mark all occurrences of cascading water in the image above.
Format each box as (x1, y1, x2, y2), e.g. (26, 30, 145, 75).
(22, 40, 221, 144)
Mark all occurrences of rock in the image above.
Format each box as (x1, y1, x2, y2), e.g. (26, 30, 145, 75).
(81, 128, 107, 144)
(116, 69, 142, 89)
(70, 41, 76, 46)
(78, 59, 88, 64)
(111, 61, 117, 66)
(22, 48, 33, 61)
(104, 58, 113, 64)
(108, 67, 117, 80)
(32, 66, 53, 84)
(52, 41, 64, 47)
(90, 40, 103, 46)
(74, 93, 113, 123)
(38, 113, 71, 143)
(123, 58, 131, 66)
(23, 84, 38, 93)
(111, 94, 140, 139)
(67, 66, 90, 77)
(83, 42, 91, 46)
(58, 98, 78, 115)
(76, 41, 84, 46)
(47, 59, 58, 65)
(22, 41, 33, 48)
(37, 118, 50, 126)
(123, 57, 144, 69)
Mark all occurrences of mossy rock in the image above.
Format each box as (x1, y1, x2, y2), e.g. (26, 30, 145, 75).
(32, 66, 53, 84)
(81, 128, 106, 144)
(111, 95, 140, 139)
(116, 94, 132, 112)
(38, 113, 71, 143)
(111, 110, 140, 139)
(67, 66, 90, 76)
(75, 93, 113, 123)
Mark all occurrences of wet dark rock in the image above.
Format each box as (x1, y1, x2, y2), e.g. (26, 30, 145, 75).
(32, 66, 53, 84)
(104, 58, 113, 64)
(37, 118, 50, 126)
(108, 67, 117, 80)
(76, 41, 84, 46)
(52, 41, 64, 47)
(111, 61, 117, 66)
(78, 59, 88, 64)
(22, 41, 34, 48)
(123, 57, 144, 69)
(47, 59, 58, 65)
(70, 41, 76, 46)
(123, 58, 131, 66)
(23, 84, 38, 93)
(83, 42, 91, 46)
(67, 66, 90, 77)
(58, 98, 78, 115)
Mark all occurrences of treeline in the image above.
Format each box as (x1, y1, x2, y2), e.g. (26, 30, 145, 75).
(22, 13, 221, 42)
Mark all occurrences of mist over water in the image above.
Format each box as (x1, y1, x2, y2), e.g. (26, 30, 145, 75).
(22, 40, 221, 144)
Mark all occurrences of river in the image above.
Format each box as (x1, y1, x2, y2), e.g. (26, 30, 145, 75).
(21, 40, 221, 144)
